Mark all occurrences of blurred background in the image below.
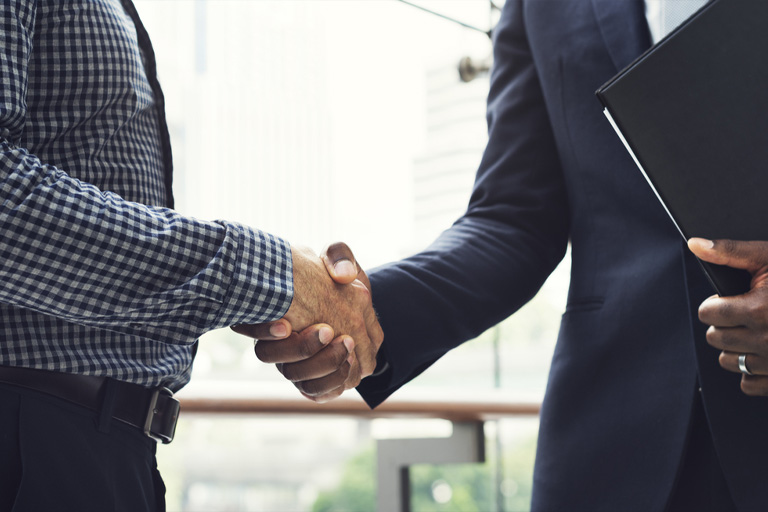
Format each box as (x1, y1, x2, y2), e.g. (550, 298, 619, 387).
(133, 1, 568, 510)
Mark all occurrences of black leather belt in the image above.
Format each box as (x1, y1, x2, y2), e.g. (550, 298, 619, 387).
(0, 366, 180, 444)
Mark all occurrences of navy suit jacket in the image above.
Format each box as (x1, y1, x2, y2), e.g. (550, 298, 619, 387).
(357, 1, 768, 510)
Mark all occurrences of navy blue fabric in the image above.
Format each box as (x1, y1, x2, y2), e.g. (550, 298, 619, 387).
(0, 383, 165, 512)
(665, 393, 737, 511)
(358, 1, 768, 510)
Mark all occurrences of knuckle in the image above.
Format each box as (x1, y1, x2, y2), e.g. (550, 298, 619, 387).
(295, 380, 316, 396)
(359, 356, 375, 378)
(352, 318, 367, 335)
(351, 283, 370, 304)
(697, 303, 708, 323)
(754, 305, 768, 328)
(698, 300, 719, 324)
(374, 327, 384, 347)
(281, 364, 302, 382)
(721, 239, 737, 256)
(330, 345, 349, 368)
(300, 377, 339, 397)
(718, 351, 729, 368)
(253, 346, 272, 363)
(705, 328, 719, 347)
(716, 300, 732, 320)
(329, 241, 351, 255)
(299, 390, 320, 403)
(739, 375, 768, 396)
(740, 377, 759, 396)
(345, 374, 362, 389)
(314, 389, 342, 404)
(298, 337, 317, 359)
(746, 300, 764, 321)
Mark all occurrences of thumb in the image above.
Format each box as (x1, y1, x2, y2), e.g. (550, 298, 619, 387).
(321, 242, 361, 285)
(231, 318, 292, 340)
(688, 238, 768, 273)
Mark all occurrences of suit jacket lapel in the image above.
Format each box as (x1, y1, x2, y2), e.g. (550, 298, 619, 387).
(591, 0, 652, 71)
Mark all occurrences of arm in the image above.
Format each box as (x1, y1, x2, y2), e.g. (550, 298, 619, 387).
(688, 238, 768, 395)
(246, 0, 570, 406)
(0, 2, 292, 344)
(233, 243, 380, 401)
(0, 2, 381, 352)
(357, 0, 569, 407)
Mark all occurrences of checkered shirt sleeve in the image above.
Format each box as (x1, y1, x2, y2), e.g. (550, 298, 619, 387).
(0, 0, 293, 388)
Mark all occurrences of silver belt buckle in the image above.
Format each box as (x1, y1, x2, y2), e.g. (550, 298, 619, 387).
(143, 387, 180, 444)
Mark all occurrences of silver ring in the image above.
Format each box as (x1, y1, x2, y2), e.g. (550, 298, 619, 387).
(738, 353, 753, 376)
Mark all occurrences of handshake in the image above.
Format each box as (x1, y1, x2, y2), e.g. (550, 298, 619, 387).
(232, 242, 383, 403)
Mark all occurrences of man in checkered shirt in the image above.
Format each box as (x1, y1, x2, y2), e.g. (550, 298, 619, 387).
(0, 1, 382, 509)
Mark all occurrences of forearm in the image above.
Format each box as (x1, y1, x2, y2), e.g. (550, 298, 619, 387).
(358, 0, 569, 406)
(358, 213, 566, 406)
(0, 140, 293, 344)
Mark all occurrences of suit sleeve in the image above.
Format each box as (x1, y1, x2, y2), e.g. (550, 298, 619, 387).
(357, 0, 569, 407)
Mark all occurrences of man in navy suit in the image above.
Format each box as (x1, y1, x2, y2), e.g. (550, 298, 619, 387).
(240, 1, 768, 510)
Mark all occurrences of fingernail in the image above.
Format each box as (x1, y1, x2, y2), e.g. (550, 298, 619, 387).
(342, 337, 355, 353)
(334, 259, 355, 277)
(319, 326, 333, 344)
(269, 323, 287, 338)
(691, 237, 714, 250)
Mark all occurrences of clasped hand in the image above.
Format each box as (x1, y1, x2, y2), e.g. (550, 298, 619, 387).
(689, 238, 768, 395)
(232, 242, 382, 402)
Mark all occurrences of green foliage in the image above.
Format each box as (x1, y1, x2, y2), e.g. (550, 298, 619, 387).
(408, 463, 493, 511)
(313, 433, 537, 512)
(312, 445, 376, 512)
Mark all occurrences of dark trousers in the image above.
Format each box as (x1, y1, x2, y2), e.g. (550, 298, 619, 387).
(0, 383, 165, 512)
(666, 393, 738, 512)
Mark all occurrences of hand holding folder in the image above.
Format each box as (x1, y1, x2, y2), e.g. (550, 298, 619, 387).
(596, 0, 768, 297)
(688, 237, 768, 390)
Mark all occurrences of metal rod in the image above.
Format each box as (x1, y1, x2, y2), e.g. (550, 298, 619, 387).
(395, 0, 492, 38)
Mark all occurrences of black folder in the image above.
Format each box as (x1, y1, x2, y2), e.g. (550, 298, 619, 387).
(596, 0, 768, 296)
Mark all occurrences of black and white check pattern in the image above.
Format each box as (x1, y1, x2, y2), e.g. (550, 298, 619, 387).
(0, 0, 292, 389)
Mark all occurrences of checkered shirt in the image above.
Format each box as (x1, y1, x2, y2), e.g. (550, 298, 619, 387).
(0, 0, 293, 390)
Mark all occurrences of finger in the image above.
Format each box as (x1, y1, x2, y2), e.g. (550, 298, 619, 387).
(321, 242, 361, 285)
(719, 351, 767, 376)
(740, 375, 768, 396)
(706, 325, 766, 354)
(254, 324, 334, 364)
(699, 295, 753, 328)
(688, 238, 768, 274)
(343, 348, 363, 390)
(231, 319, 292, 340)
(294, 358, 351, 397)
(300, 384, 346, 404)
(278, 336, 354, 382)
(345, 281, 381, 377)
(360, 303, 384, 378)
(356, 267, 372, 294)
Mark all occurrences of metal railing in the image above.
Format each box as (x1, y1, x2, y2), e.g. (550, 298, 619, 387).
(179, 388, 540, 512)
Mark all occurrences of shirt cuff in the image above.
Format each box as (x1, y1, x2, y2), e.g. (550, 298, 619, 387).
(214, 223, 293, 327)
